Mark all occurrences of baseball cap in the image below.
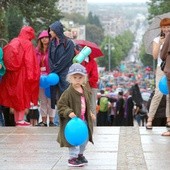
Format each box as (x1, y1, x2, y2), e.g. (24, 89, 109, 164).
(68, 63, 87, 76)
(38, 30, 49, 39)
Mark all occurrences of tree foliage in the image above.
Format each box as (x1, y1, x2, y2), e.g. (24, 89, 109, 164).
(17, 0, 62, 31)
(0, 0, 62, 41)
(139, 44, 153, 67)
(63, 12, 104, 45)
(86, 24, 104, 45)
(86, 12, 103, 29)
(97, 30, 134, 71)
(6, 5, 23, 40)
(147, 0, 170, 20)
(63, 13, 86, 25)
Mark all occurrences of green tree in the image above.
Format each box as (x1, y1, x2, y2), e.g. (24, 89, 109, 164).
(0, 9, 8, 40)
(86, 24, 104, 45)
(147, 0, 170, 20)
(17, 0, 62, 31)
(0, 0, 62, 40)
(87, 12, 103, 29)
(6, 5, 23, 40)
(139, 44, 153, 67)
(63, 13, 86, 25)
(97, 30, 134, 71)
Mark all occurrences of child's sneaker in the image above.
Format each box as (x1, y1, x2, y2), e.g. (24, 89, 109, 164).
(68, 158, 84, 167)
(78, 154, 88, 164)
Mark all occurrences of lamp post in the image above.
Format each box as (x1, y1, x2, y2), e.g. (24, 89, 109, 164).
(105, 38, 114, 72)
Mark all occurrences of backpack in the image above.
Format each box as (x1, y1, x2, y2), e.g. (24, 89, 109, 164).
(3, 38, 24, 71)
(99, 96, 109, 112)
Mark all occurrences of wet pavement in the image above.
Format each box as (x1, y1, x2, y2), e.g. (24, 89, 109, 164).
(0, 126, 170, 170)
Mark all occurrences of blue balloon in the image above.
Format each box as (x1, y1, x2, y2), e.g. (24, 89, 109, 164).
(159, 75, 169, 95)
(45, 87, 51, 98)
(40, 75, 49, 88)
(64, 117, 89, 146)
(46, 73, 59, 85)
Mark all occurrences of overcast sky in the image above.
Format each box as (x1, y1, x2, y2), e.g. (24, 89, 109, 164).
(87, 0, 148, 3)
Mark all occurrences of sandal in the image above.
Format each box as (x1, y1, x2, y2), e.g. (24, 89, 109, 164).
(166, 121, 170, 128)
(161, 131, 170, 136)
(146, 121, 153, 130)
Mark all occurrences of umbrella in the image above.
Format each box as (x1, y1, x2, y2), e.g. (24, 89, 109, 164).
(73, 39, 104, 58)
(143, 12, 170, 55)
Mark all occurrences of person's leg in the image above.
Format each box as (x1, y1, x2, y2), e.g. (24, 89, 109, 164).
(3, 107, 15, 126)
(91, 88, 98, 125)
(97, 112, 102, 126)
(146, 67, 164, 128)
(166, 78, 170, 127)
(54, 108, 60, 126)
(0, 112, 4, 126)
(47, 98, 56, 126)
(38, 88, 48, 126)
(135, 114, 141, 126)
(68, 146, 84, 167)
(14, 110, 31, 126)
(78, 139, 88, 163)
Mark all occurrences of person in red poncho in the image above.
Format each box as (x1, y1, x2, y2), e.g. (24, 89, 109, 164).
(0, 26, 40, 126)
(81, 56, 99, 125)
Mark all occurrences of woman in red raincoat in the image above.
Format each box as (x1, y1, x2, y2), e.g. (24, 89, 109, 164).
(0, 26, 40, 126)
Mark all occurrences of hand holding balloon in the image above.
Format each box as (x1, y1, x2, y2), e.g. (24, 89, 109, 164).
(64, 117, 89, 146)
(69, 112, 77, 118)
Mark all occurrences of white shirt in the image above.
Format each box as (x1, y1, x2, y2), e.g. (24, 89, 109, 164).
(153, 36, 163, 67)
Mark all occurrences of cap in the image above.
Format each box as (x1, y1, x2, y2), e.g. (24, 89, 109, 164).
(38, 30, 49, 39)
(68, 63, 87, 76)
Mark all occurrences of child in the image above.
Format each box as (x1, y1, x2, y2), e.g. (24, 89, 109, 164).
(26, 102, 39, 126)
(57, 63, 95, 167)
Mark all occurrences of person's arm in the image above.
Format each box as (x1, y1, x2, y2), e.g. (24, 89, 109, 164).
(160, 33, 170, 61)
(152, 35, 166, 59)
(152, 41, 161, 59)
(57, 91, 74, 118)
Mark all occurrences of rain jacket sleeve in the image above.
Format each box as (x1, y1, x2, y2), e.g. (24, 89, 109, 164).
(24, 45, 40, 81)
(24, 45, 40, 105)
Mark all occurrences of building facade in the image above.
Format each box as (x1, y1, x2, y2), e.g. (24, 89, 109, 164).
(57, 0, 88, 17)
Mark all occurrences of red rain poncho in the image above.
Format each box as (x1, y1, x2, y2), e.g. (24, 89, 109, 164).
(0, 26, 40, 111)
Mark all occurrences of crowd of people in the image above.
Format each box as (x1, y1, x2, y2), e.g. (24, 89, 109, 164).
(0, 17, 170, 167)
(96, 84, 148, 127)
(0, 20, 98, 167)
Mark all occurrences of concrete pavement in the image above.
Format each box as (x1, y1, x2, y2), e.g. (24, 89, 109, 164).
(0, 126, 170, 170)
